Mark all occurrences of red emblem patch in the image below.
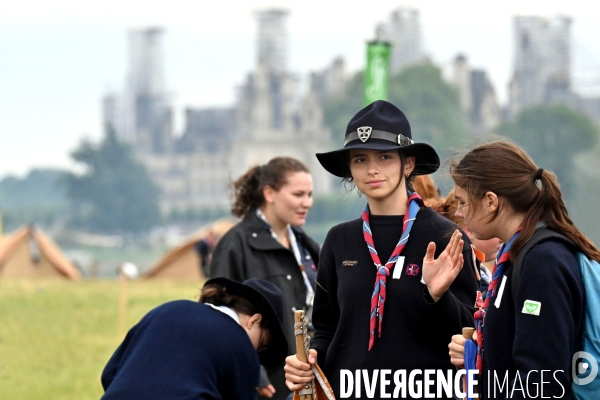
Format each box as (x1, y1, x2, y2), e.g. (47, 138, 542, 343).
(405, 264, 420, 276)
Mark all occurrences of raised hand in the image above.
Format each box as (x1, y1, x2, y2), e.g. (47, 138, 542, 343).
(422, 230, 464, 302)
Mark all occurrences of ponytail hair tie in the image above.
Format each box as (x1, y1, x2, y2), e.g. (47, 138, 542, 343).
(535, 168, 544, 181)
(259, 164, 266, 174)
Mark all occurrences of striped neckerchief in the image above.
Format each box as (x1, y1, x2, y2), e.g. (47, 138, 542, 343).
(362, 191, 424, 350)
(256, 208, 315, 309)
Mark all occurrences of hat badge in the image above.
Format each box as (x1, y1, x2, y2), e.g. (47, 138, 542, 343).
(357, 126, 372, 142)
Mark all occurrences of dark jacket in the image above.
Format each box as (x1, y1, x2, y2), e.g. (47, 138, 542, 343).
(311, 208, 479, 399)
(481, 240, 584, 399)
(209, 209, 320, 400)
(101, 300, 260, 400)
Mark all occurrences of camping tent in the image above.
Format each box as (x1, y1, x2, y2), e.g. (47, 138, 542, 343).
(143, 218, 236, 280)
(0, 225, 81, 280)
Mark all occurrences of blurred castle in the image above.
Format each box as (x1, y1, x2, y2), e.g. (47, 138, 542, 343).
(103, 9, 600, 212)
(508, 15, 573, 118)
(375, 7, 502, 136)
(507, 15, 600, 123)
(376, 6, 426, 74)
(451, 54, 502, 135)
(103, 10, 345, 212)
(449, 13, 600, 135)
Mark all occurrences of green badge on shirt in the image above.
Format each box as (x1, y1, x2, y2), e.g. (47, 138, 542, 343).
(522, 300, 542, 316)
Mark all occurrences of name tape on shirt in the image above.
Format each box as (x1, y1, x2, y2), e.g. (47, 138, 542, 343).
(392, 256, 405, 279)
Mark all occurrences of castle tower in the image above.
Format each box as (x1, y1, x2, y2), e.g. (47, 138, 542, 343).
(509, 15, 572, 117)
(376, 7, 425, 74)
(255, 9, 289, 74)
(126, 27, 172, 154)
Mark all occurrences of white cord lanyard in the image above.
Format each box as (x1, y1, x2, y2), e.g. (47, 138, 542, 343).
(256, 209, 315, 308)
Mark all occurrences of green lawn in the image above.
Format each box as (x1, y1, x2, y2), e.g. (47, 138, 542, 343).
(0, 279, 205, 399)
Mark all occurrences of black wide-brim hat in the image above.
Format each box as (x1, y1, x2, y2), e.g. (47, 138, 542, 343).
(203, 277, 288, 367)
(316, 100, 440, 177)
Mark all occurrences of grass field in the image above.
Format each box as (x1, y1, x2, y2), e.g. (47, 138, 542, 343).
(0, 279, 205, 399)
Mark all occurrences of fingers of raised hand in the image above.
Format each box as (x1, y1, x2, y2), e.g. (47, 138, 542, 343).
(425, 242, 436, 260)
(450, 230, 463, 257)
(448, 232, 464, 272)
(452, 253, 464, 275)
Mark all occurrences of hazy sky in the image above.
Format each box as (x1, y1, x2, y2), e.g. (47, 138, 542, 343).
(1, 0, 598, 179)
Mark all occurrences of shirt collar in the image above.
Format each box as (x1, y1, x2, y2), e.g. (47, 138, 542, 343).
(205, 303, 240, 324)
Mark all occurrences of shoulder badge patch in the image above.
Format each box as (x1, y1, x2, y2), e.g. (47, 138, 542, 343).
(522, 300, 541, 316)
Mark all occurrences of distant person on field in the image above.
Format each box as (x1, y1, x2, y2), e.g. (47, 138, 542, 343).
(195, 231, 217, 278)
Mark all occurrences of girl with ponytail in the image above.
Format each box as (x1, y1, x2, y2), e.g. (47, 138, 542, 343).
(446, 141, 598, 399)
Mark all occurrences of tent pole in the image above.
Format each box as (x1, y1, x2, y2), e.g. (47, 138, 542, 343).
(118, 267, 128, 338)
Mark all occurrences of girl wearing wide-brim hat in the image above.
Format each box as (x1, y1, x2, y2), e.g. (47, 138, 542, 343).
(284, 100, 480, 399)
(101, 277, 288, 400)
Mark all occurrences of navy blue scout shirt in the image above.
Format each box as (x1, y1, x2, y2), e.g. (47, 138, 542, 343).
(311, 208, 479, 400)
(481, 240, 584, 400)
(101, 300, 260, 400)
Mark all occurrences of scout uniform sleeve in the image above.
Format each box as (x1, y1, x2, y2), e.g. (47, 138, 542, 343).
(310, 232, 340, 365)
(511, 243, 583, 397)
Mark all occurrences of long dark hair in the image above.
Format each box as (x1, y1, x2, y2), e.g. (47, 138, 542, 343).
(450, 141, 600, 262)
(230, 157, 310, 218)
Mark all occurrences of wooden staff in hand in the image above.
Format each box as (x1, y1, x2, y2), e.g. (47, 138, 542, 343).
(462, 327, 478, 400)
(292, 310, 336, 400)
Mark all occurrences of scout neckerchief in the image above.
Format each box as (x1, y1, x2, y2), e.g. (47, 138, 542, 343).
(256, 209, 315, 309)
(473, 230, 520, 371)
(362, 191, 424, 350)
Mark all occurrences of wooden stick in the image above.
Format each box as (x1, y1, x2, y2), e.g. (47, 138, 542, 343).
(462, 327, 478, 400)
(295, 311, 308, 363)
(294, 310, 313, 400)
(462, 327, 475, 340)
